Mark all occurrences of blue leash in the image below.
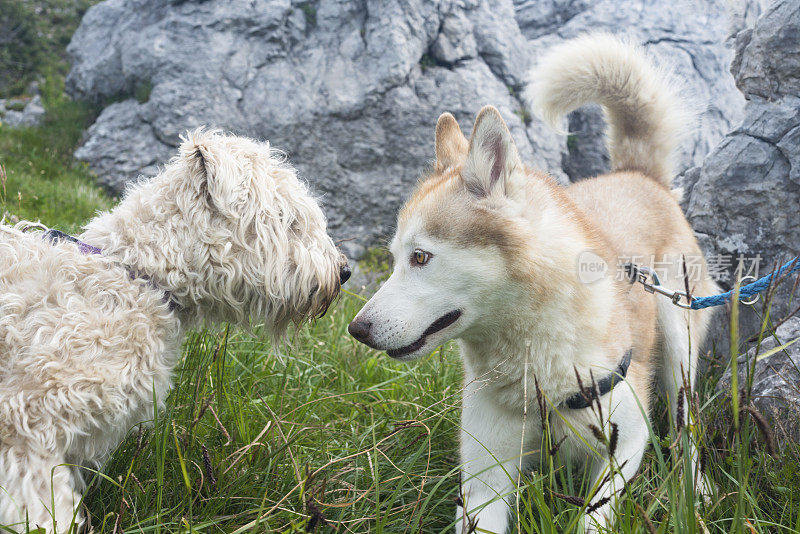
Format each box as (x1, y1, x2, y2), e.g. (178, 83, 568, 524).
(625, 257, 800, 310)
(690, 256, 800, 310)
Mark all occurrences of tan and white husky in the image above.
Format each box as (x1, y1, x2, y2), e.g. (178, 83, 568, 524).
(348, 34, 717, 533)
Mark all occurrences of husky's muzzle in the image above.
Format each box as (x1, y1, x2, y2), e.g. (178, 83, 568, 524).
(349, 309, 462, 359)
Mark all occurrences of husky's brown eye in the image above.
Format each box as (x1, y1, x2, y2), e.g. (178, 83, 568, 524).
(412, 249, 431, 266)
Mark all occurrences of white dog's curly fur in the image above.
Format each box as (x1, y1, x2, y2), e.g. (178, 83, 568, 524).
(0, 129, 347, 532)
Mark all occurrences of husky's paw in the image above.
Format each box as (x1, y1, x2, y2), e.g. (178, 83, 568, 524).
(455, 501, 509, 534)
(696, 473, 716, 505)
(584, 508, 611, 534)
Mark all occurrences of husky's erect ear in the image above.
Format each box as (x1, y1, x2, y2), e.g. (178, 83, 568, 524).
(181, 129, 249, 219)
(435, 112, 468, 172)
(462, 106, 524, 199)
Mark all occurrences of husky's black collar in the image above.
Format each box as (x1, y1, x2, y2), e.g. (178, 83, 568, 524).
(43, 229, 182, 312)
(564, 349, 632, 410)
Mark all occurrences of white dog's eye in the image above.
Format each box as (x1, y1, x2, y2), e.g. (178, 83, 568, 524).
(411, 248, 432, 266)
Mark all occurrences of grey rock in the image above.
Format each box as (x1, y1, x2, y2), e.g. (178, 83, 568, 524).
(514, 0, 593, 41)
(718, 317, 800, 445)
(562, 105, 609, 182)
(431, 12, 477, 66)
(726, 0, 771, 38)
(731, 0, 800, 100)
(739, 96, 800, 144)
(680, 0, 800, 357)
(25, 80, 41, 96)
(683, 0, 800, 343)
(74, 100, 175, 192)
(688, 133, 794, 268)
(67, 0, 743, 255)
(1, 95, 45, 128)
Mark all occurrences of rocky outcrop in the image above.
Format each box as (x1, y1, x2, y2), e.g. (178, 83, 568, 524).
(66, 0, 743, 257)
(683, 0, 800, 340)
(718, 317, 800, 445)
(0, 94, 45, 128)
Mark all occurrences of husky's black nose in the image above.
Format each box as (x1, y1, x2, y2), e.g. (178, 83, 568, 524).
(339, 264, 351, 285)
(348, 318, 371, 343)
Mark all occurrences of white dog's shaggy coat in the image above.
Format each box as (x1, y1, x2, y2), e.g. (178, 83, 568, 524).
(349, 34, 717, 533)
(0, 130, 347, 532)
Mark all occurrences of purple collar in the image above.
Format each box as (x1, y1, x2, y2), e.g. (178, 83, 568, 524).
(43, 229, 181, 311)
(44, 229, 103, 255)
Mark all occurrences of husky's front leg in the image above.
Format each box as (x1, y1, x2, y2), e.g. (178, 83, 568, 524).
(582, 394, 649, 533)
(457, 386, 534, 534)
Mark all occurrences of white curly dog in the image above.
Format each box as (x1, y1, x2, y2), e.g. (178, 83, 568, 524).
(0, 129, 350, 532)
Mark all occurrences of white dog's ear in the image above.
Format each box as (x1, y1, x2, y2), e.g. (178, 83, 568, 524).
(462, 106, 525, 199)
(435, 112, 468, 172)
(182, 130, 249, 218)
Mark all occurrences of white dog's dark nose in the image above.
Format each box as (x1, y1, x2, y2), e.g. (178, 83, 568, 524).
(348, 318, 372, 343)
(340, 264, 351, 285)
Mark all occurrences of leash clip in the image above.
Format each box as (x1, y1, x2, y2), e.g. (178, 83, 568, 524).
(739, 275, 760, 305)
(624, 263, 695, 309)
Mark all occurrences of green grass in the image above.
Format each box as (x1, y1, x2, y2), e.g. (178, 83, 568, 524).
(53, 292, 794, 534)
(298, 2, 318, 29)
(0, 0, 109, 231)
(79, 300, 465, 533)
(0, 0, 97, 98)
(0, 74, 113, 232)
(0, 277, 766, 534)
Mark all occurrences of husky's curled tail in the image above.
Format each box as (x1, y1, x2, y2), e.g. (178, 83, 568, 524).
(524, 34, 690, 187)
